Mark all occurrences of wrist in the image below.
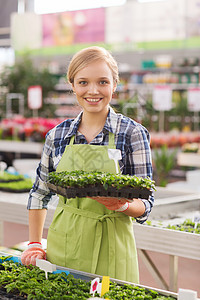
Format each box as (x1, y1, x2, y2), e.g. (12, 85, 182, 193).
(28, 242, 42, 249)
(115, 202, 129, 212)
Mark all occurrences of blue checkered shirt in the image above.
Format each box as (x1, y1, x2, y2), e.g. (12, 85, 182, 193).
(28, 107, 154, 223)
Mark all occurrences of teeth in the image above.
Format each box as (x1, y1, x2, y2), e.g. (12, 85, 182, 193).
(86, 98, 100, 102)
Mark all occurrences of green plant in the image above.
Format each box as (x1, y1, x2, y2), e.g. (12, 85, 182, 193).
(104, 282, 175, 299)
(167, 219, 200, 234)
(48, 170, 156, 191)
(0, 258, 176, 300)
(0, 178, 33, 191)
(0, 172, 24, 182)
(0, 55, 57, 118)
(146, 218, 200, 235)
(153, 145, 177, 187)
(0, 259, 91, 299)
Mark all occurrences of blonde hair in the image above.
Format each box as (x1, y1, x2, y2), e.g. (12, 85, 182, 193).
(67, 46, 119, 85)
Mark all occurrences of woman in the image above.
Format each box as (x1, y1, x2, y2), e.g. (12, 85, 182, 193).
(21, 46, 154, 283)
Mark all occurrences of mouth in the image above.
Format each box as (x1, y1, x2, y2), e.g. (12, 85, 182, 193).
(84, 98, 102, 103)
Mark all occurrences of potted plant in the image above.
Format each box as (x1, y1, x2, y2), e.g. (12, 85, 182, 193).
(153, 145, 177, 187)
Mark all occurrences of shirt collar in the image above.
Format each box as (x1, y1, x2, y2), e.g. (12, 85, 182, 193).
(64, 106, 118, 139)
(64, 111, 83, 139)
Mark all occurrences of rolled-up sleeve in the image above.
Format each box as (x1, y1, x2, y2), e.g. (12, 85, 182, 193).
(125, 124, 154, 223)
(27, 132, 55, 210)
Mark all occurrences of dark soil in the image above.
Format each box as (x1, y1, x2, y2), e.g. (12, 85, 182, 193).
(47, 182, 152, 200)
(0, 289, 26, 300)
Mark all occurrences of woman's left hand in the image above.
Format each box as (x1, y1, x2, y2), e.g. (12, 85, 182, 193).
(89, 196, 129, 211)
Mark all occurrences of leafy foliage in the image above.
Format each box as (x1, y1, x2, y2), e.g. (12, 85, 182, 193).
(146, 219, 200, 235)
(0, 259, 175, 300)
(48, 170, 156, 191)
(167, 219, 200, 234)
(104, 282, 175, 300)
(0, 178, 32, 191)
(0, 172, 24, 182)
(0, 55, 57, 118)
(153, 145, 177, 187)
(0, 260, 91, 299)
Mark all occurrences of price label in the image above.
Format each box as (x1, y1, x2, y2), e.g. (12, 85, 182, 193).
(153, 85, 172, 111)
(28, 85, 42, 110)
(187, 88, 200, 112)
(193, 213, 200, 229)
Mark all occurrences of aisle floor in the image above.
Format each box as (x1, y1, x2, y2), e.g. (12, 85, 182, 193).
(138, 251, 200, 297)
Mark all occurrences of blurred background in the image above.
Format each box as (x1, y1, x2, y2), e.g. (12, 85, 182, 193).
(0, 0, 200, 298)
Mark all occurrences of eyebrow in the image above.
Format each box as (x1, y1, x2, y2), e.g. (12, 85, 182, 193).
(76, 76, 110, 80)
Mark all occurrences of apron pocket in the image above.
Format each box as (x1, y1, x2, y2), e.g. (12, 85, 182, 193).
(46, 226, 66, 267)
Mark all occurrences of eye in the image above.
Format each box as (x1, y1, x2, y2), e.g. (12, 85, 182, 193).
(79, 81, 87, 85)
(99, 80, 109, 85)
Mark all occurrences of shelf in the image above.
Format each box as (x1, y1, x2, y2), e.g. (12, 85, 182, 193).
(0, 140, 43, 155)
(127, 83, 200, 90)
(177, 152, 200, 167)
(133, 223, 200, 261)
(0, 252, 179, 299)
(131, 66, 200, 73)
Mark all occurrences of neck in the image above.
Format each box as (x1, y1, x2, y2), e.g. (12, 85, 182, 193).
(81, 107, 109, 129)
(78, 107, 109, 143)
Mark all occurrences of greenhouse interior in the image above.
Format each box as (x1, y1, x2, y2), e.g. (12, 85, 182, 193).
(0, 0, 200, 299)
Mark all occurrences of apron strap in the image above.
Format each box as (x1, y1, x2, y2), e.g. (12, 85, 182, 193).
(108, 131, 115, 148)
(69, 135, 75, 145)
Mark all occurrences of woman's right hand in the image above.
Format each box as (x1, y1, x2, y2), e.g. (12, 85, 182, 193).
(21, 242, 46, 266)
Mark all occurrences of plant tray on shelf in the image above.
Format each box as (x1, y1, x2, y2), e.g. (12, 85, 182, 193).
(0, 178, 33, 193)
(0, 255, 176, 300)
(0, 172, 24, 183)
(47, 171, 155, 200)
(0, 187, 31, 193)
(0, 178, 24, 183)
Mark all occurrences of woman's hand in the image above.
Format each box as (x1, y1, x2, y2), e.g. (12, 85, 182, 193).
(90, 196, 146, 217)
(89, 196, 129, 211)
(21, 242, 46, 266)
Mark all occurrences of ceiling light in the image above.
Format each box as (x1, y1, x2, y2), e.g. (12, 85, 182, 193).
(137, 0, 166, 3)
(35, 0, 126, 14)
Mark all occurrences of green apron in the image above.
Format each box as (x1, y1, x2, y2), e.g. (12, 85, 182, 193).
(46, 132, 139, 283)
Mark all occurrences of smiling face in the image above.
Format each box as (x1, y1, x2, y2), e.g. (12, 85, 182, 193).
(72, 60, 117, 115)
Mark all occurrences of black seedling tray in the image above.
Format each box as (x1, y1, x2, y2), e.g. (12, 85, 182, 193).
(47, 182, 152, 200)
(0, 187, 30, 193)
(0, 179, 23, 183)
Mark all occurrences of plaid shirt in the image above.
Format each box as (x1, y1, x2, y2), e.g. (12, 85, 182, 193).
(28, 107, 154, 223)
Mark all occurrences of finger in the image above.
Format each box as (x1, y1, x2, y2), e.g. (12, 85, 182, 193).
(21, 254, 26, 265)
(24, 253, 33, 266)
(30, 253, 38, 266)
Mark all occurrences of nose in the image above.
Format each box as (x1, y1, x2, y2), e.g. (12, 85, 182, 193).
(88, 83, 99, 94)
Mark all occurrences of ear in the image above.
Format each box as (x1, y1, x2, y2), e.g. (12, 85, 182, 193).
(113, 82, 117, 93)
(71, 83, 75, 93)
